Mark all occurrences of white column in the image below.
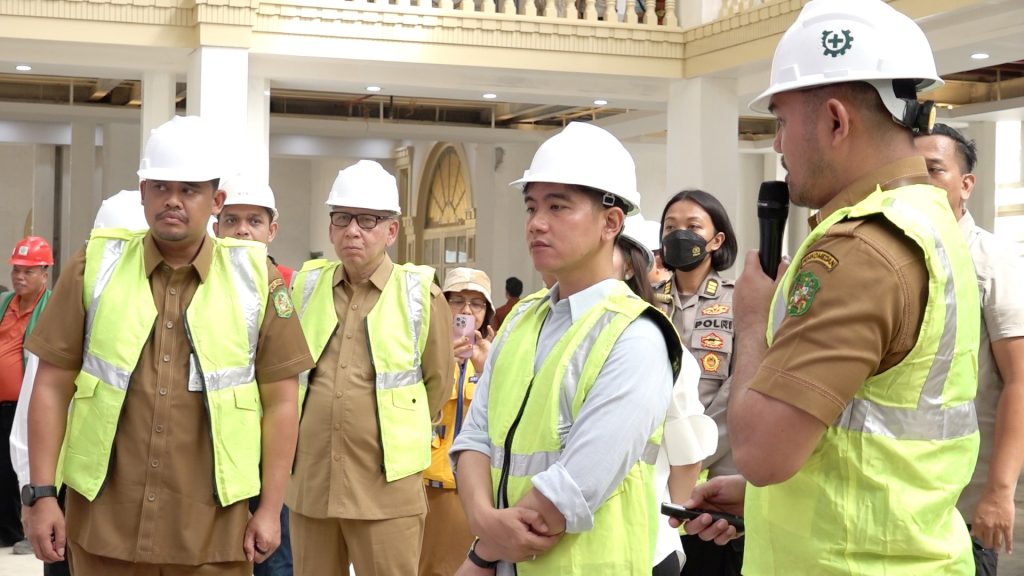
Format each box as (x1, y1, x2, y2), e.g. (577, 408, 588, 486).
(188, 46, 249, 172)
(247, 75, 271, 182)
(69, 120, 99, 251)
(666, 78, 747, 268)
(966, 121, 998, 232)
(141, 71, 176, 158)
(102, 122, 142, 197)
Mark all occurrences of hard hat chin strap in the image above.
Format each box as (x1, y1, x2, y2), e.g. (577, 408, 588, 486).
(870, 79, 936, 135)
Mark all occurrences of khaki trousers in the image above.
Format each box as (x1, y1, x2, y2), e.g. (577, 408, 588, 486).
(418, 486, 474, 576)
(290, 510, 425, 576)
(68, 540, 251, 576)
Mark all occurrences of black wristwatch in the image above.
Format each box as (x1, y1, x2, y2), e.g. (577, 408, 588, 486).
(467, 538, 498, 569)
(21, 484, 58, 507)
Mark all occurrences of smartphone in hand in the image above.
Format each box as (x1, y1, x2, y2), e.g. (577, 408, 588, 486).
(453, 313, 476, 360)
(661, 502, 745, 532)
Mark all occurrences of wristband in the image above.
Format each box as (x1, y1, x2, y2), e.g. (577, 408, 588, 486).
(467, 538, 498, 569)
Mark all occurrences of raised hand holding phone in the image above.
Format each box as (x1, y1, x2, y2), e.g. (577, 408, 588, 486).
(453, 313, 476, 360)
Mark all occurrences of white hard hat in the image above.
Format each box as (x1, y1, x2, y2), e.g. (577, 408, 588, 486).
(138, 116, 223, 183)
(221, 173, 278, 222)
(750, 0, 942, 128)
(511, 122, 641, 215)
(325, 160, 401, 214)
(619, 215, 655, 271)
(93, 190, 149, 230)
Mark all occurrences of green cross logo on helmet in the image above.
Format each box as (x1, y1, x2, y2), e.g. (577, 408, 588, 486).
(821, 29, 854, 57)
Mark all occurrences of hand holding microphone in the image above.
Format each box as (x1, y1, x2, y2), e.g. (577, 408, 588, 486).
(757, 181, 789, 279)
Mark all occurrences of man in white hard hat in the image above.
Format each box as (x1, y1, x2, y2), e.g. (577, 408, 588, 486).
(92, 190, 150, 231)
(286, 160, 453, 576)
(450, 122, 682, 575)
(24, 115, 314, 576)
(679, 1, 981, 574)
(915, 124, 1024, 576)
(213, 173, 295, 576)
(215, 174, 294, 287)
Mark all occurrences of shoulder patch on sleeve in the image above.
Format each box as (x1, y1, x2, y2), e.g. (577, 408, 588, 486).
(800, 250, 839, 272)
(786, 270, 821, 317)
(268, 277, 284, 293)
(272, 286, 294, 318)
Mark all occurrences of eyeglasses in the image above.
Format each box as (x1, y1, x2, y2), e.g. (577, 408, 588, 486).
(448, 297, 487, 312)
(330, 212, 392, 230)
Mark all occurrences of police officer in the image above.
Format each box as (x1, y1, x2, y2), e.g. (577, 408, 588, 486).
(699, 1, 981, 574)
(286, 160, 453, 576)
(451, 122, 682, 575)
(24, 116, 314, 575)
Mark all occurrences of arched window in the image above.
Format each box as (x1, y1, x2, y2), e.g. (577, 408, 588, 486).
(418, 143, 476, 285)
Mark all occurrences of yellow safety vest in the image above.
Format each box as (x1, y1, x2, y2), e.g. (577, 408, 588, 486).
(58, 230, 269, 506)
(424, 360, 477, 489)
(746, 185, 980, 574)
(292, 258, 436, 482)
(486, 281, 682, 575)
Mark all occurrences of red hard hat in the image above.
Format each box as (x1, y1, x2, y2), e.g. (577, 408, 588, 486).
(9, 236, 54, 267)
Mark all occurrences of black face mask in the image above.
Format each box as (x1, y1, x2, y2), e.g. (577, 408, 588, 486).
(661, 229, 708, 272)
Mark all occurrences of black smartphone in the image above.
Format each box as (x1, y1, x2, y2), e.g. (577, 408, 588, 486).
(660, 502, 745, 532)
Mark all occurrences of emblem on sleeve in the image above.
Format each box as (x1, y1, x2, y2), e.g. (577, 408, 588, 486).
(701, 304, 730, 316)
(268, 277, 284, 293)
(273, 287, 294, 318)
(786, 271, 821, 317)
(701, 352, 721, 373)
(800, 250, 838, 272)
(700, 333, 725, 350)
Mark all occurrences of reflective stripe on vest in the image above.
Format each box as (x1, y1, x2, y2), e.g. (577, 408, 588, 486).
(62, 231, 268, 505)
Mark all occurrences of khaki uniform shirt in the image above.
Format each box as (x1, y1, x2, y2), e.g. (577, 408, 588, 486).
(26, 234, 314, 564)
(286, 255, 453, 520)
(957, 211, 1024, 520)
(664, 271, 736, 476)
(750, 157, 932, 424)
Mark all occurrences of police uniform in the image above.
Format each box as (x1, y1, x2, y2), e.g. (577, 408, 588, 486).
(286, 255, 453, 576)
(744, 157, 979, 574)
(25, 233, 313, 575)
(661, 270, 736, 477)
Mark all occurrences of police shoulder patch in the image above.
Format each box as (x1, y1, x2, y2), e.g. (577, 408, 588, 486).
(800, 250, 838, 272)
(701, 303, 730, 316)
(272, 286, 294, 318)
(786, 270, 821, 317)
(701, 352, 722, 374)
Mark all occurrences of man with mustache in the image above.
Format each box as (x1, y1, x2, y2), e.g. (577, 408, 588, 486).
(23, 115, 314, 576)
(683, 1, 982, 574)
(287, 160, 453, 576)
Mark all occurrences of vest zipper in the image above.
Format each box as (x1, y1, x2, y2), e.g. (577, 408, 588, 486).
(497, 376, 535, 510)
(183, 314, 222, 506)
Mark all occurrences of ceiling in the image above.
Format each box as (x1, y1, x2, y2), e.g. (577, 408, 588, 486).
(0, 1, 1022, 141)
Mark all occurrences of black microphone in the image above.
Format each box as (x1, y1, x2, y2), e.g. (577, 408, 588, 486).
(757, 181, 790, 279)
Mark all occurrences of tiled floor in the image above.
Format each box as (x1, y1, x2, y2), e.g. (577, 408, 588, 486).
(0, 544, 43, 576)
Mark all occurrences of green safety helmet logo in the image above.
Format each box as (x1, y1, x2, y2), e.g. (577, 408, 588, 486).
(821, 29, 854, 57)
